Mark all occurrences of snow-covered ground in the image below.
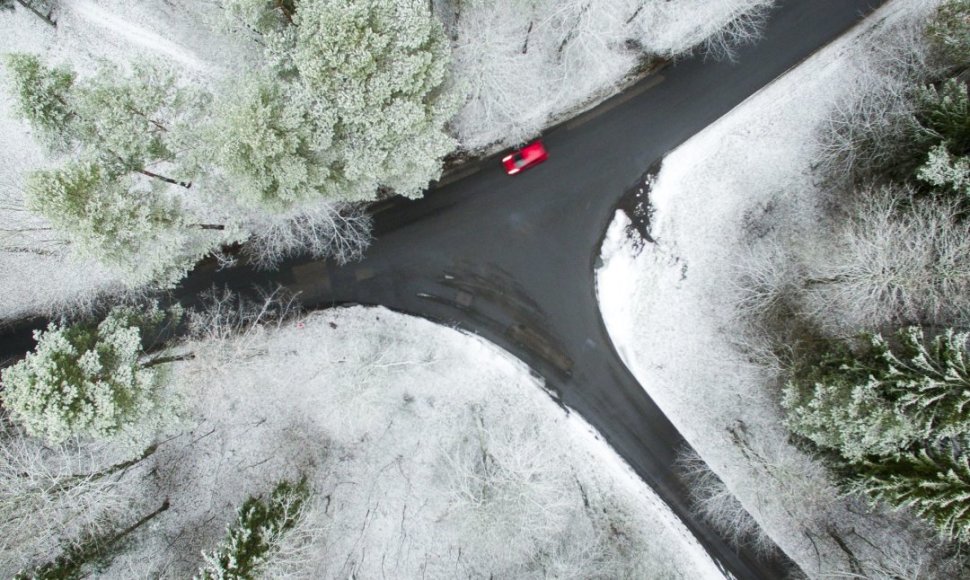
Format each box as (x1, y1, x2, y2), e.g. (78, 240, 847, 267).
(596, 0, 951, 576)
(84, 306, 725, 579)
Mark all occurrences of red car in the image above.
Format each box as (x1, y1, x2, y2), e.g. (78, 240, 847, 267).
(502, 140, 548, 175)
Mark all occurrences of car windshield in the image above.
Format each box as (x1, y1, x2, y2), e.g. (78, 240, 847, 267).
(514, 157, 527, 168)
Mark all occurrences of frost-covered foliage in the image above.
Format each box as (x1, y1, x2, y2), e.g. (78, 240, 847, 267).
(3, 53, 225, 287)
(853, 449, 970, 544)
(214, 0, 459, 205)
(444, 406, 574, 566)
(801, 186, 970, 330)
(0, 421, 146, 577)
(4, 53, 202, 183)
(679, 447, 777, 556)
(0, 305, 173, 445)
(449, 0, 775, 149)
(196, 478, 314, 580)
(23, 161, 201, 287)
(243, 201, 372, 269)
(783, 327, 970, 461)
(204, 73, 324, 208)
(927, 0, 970, 68)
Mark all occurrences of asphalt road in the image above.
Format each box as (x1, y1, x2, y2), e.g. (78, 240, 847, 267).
(1, 1, 884, 577)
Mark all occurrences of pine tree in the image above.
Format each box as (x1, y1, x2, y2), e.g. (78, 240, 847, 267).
(4, 53, 200, 187)
(290, 0, 459, 201)
(916, 78, 970, 158)
(854, 448, 970, 543)
(23, 161, 199, 286)
(917, 142, 970, 197)
(205, 73, 329, 208)
(782, 336, 921, 461)
(211, 0, 459, 206)
(927, 0, 970, 69)
(2, 53, 75, 148)
(0, 305, 174, 445)
(196, 478, 311, 579)
(782, 327, 970, 460)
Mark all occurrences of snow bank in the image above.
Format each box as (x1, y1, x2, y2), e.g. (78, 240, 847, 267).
(106, 306, 724, 578)
(595, 0, 949, 576)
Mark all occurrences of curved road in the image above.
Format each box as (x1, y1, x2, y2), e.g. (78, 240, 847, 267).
(2, 1, 883, 577)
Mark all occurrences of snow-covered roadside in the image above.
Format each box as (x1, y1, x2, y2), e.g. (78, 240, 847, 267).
(595, 0, 947, 576)
(99, 306, 723, 579)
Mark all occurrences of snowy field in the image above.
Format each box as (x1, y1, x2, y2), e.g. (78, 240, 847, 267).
(62, 306, 725, 579)
(596, 0, 952, 576)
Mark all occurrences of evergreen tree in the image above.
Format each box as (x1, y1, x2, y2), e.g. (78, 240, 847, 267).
(206, 73, 330, 208)
(196, 478, 311, 579)
(212, 0, 459, 206)
(4, 53, 200, 187)
(916, 78, 970, 157)
(3, 53, 75, 148)
(917, 142, 970, 197)
(0, 305, 174, 445)
(854, 449, 970, 543)
(23, 161, 198, 286)
(927, 0, 970, 69)
(783, 336, 921, 461)
(783, 327, 970, 460)
(290, 0, 459, 201)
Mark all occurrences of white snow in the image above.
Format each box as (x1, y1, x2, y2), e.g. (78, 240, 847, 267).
(594, 0, 949, 576)
(70, 0, 208, 72)
(97, 306, 724, 578)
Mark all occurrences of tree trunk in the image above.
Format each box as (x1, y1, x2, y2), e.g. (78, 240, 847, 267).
(138, 169, 192, 189)
(142, 352, 196, 368)
(190, 223, 227, 231)
(15, 0, 56, 28)
(521, 22, 533, 54)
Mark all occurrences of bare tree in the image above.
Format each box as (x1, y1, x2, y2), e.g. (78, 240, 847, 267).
(0, 420, 148, 576)
(443, 404, 574, 569)
(801, 185, 970, 330)
(243, 201, 372, 270)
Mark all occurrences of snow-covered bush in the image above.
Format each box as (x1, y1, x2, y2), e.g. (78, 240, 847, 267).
(443, 405, 573, 567)
(0, 305, 175, 445)
(243, 201, 372, 269)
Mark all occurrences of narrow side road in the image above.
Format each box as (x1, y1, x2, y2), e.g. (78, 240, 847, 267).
(1, 1, 884, 577)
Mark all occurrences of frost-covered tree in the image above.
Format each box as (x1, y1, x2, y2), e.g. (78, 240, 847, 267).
(444, 407, 573, 567)
(196, 478, 313, 579)
(4, 53, 200, 188)
(23, 161, 204, 287)
(205, 73, 329, 207)
(801, 185, 970, 329)
(783, 327, 970, 461)
(918, 142, 970, 197)
(927, 0, 970, 68)
(213, 0, 458, 205)
(853, 449, 970, 543)
(0, 420, 149, 577)
(3, 53, 75, 148)
(0, 304, 176, 445)
(243, 201, 372, 269)
(290, 0, 458, 200)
